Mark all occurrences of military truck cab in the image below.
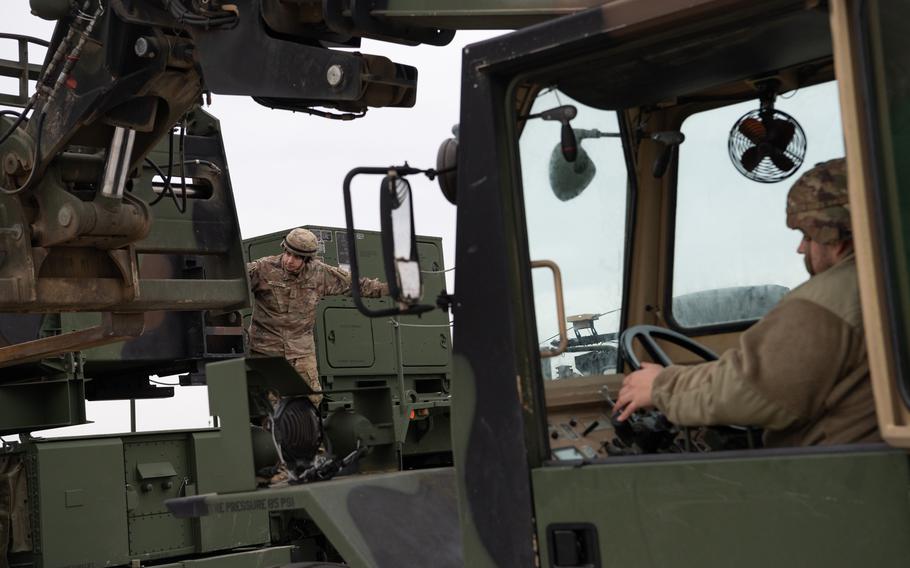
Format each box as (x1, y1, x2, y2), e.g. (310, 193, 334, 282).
(443, 1, 910, 565)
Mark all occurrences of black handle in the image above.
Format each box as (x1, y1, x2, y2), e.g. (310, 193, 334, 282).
(560, 122, 578, 162)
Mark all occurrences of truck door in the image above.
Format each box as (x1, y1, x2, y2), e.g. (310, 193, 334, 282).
(832, 0, 910, 446)
(453, 1, 910, 566)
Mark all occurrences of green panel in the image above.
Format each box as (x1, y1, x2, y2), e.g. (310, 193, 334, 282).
(324, 307, 376, 368)
(124, 439, 190, 517)
(401, 241, 451, 367)
(167, 468, 460, 568)
(401, 326, 450, 367)
(0, 378, 86, 434)
(864, 1, 910, 404)
(532, 449, 910, 567)
(197, 509, 270, 554)
(36, 438, 129, 568)
(154, 545, 293, 568)
(194, 358, 256, 493)
(191, 360, 280, 552)
(128, 512, 194, 558)
(192, 430, 270, 553)
(123, 437, 196, 558)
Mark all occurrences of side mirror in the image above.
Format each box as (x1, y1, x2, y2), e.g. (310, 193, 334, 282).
(342, 166, 435, 318)
(380, 174, 421, 304)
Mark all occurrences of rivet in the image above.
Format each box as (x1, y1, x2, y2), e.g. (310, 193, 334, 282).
(326, 64, 344, 87)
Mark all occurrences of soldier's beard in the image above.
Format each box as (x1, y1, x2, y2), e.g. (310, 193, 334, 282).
(804, 253, 815, 276)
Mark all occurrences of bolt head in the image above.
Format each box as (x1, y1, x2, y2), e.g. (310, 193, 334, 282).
(57, 206, 73, 227)
(326, 64, 344, 87)
(3, 153, 24, 176)
(134, 37, 154, 58)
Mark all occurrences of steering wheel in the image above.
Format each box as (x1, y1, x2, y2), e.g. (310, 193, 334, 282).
(607, 325, 738, 455)
(620, 324, 719, 369)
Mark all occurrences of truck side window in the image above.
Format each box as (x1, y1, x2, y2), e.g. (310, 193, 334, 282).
(518, 89, 628, 379)
(671, 81, 845, 329)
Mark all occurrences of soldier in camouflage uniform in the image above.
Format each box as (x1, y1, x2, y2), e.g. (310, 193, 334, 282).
(616, 158, 880, 447)
(248, 228, 388, 404)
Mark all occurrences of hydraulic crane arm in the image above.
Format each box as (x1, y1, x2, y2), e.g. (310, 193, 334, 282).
(0, 0, 602, 362)
(0, 0, 604, 315)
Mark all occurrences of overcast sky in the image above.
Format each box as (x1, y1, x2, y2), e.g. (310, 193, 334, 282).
(1, 0, 501, 435)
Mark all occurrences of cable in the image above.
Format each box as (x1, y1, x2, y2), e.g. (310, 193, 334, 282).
(0, 101, 33, 147)
(146, 119, 206, 214)
(144, 158, 188, 213)
(420, 267, 455, 274)
(148, 125, 176, 207)
(252, 97, 368, 121)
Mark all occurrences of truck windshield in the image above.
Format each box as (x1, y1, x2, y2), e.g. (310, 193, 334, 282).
(518, 88, 628, 379)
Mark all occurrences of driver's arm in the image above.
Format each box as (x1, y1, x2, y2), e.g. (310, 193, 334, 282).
(652, 297, 858, 429)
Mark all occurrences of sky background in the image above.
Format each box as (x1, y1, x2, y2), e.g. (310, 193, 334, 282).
(1, 0, 501, 436)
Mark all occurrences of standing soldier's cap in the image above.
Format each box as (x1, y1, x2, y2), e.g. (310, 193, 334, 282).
(786, 158, 851, 245)
(282, 228, 319, 257)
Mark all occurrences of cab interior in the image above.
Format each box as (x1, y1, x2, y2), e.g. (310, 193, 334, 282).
(510, 2, 855, 459)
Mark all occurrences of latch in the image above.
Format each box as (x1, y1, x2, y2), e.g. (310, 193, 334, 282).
(547, 523, 600, 568)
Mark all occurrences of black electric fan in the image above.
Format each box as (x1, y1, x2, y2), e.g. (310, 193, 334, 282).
(728, 85, 807, 183)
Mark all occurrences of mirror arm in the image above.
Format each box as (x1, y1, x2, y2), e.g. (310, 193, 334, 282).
(342, 166, 436, 318)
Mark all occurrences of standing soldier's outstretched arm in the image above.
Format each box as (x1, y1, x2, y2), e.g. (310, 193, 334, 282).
(321, 264, 388, 298)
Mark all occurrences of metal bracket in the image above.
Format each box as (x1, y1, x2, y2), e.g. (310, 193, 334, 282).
(531, 260, 569, 358)
(324, 0, 455, 46)
(0, 312, 145, 368)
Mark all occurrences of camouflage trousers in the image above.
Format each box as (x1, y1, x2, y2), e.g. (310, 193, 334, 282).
(291, 355, 323, 406)
(250, 350, 322, 405)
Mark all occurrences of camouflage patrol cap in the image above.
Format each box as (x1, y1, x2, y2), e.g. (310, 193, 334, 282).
(282, 228, 318, 257)
(786, 158, 851, 245)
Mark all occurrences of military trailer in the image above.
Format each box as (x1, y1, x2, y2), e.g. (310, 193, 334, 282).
(0, 94, 453, 566)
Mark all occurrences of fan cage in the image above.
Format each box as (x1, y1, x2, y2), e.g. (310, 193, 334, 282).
(727, 108, 807, 183)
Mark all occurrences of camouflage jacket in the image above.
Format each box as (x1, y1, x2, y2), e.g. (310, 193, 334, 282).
(247, 255, 387, 358)
(652, 254, 880, 447)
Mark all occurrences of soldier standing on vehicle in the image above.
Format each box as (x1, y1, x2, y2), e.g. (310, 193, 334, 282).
(615, 158, 881, 447)
(247, 228, 388, 404)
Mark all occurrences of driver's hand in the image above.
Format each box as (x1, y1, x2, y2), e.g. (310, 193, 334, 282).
(615, 362, 662, 421)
